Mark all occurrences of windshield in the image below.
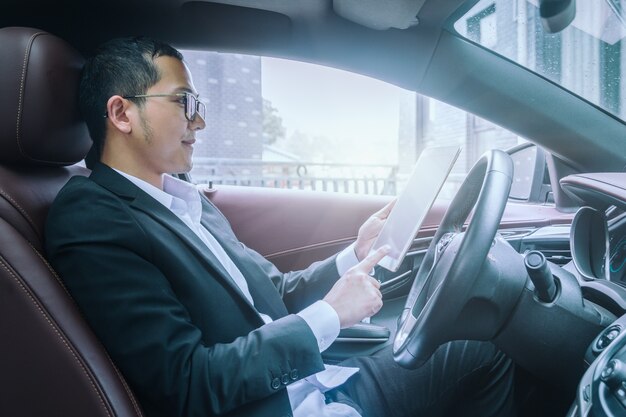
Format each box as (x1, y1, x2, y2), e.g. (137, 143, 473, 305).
(455, 0, 626, 121)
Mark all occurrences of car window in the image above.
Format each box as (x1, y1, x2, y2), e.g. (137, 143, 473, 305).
(182, 50, 529, 199)
(454, 0, 626, 123)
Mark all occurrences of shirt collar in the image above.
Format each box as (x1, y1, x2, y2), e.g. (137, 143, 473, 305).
(113, 169, 203, 224)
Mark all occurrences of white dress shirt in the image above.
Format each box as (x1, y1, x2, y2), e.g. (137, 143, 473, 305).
(114, 170, 363, 417)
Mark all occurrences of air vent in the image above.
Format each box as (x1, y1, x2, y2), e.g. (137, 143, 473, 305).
(519, 225, 572, 266)
(535, 248, 572, 265)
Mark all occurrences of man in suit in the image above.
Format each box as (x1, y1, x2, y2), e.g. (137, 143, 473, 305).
(45, 37, 515, 417)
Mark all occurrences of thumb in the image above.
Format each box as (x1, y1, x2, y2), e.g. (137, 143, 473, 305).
(375, 199, 397, 219)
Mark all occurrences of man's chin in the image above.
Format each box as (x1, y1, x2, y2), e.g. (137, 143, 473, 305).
(171, 160, 193, 175)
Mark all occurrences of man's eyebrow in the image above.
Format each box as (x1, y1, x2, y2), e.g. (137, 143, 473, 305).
(175, 87, 198, 96)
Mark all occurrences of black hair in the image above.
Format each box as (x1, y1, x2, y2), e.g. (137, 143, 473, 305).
(79, 37, 183, 154)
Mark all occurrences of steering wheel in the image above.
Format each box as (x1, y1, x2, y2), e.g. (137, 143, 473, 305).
(393, 149, 521, 369)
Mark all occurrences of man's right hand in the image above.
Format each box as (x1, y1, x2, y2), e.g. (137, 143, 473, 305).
(323, 246, 390, 328)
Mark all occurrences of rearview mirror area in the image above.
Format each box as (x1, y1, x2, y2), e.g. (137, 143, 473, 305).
(539, 0, 576, 34)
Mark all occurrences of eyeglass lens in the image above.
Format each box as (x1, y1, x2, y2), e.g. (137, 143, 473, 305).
(185, 93, 206, 121)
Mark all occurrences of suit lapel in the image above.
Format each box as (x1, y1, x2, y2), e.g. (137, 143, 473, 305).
(89, 163, 259, 314)
(199, 197, 288, 319)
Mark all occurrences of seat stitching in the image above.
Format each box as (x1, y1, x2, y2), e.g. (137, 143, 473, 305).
(0, 187, 39, 239)
(16, 32, 43, 156)
(108, 359, 144, 416)
(28, 241, 72, 295)
(14, 32, 80, 166)
(0, 256, 113, 417)
(27, 242, 144, 416)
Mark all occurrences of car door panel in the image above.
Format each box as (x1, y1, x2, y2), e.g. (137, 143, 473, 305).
(205, 185, 573, 272)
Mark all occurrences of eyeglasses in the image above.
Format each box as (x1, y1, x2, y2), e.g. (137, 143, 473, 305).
(122, 92, 206, 121)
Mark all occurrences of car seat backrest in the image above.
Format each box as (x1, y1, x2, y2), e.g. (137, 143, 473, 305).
(0, 27, 143, 417)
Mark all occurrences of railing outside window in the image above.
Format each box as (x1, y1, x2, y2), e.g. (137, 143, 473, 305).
(190, 158, 399, 196)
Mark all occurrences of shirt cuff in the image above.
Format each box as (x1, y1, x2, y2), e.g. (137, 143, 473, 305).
(335, 242, 359, 276)
(297, 300, 340, 352)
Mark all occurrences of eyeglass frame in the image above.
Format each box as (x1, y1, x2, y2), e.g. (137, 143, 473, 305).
(104, 92, 206, 121)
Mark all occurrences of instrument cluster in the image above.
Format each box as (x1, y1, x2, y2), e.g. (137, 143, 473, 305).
(608, 213, 626, 283)
(571, 207, 626, 286)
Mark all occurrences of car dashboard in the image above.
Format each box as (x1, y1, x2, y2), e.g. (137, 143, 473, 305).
(559, 173, 626, 417)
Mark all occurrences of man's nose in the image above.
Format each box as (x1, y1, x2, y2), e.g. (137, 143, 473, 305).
(190, 113, 206, 130)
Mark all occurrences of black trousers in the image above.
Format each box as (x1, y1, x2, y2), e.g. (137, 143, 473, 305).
(326, 340, 515, 417)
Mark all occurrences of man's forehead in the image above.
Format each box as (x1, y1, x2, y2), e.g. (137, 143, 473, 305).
(152, 56, 198, 95)
(153, 55, 186, 76)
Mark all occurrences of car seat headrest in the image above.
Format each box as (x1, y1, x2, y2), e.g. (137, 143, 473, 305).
(0, 27, 91, 166)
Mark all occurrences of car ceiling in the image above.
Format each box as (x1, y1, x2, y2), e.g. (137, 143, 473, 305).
(2, 0, 626, 174)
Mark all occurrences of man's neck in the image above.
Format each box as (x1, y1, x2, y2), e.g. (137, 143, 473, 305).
(100, 155, 164, 190)
(100, 147, 164, 190)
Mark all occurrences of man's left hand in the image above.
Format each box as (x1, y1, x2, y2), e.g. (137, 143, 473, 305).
(354, 199, 396, 261)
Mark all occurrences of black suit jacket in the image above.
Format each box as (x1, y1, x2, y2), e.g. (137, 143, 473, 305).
(45, 163, 342, 417)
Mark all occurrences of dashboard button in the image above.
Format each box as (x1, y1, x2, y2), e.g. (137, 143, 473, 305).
(595, 326, 622, 352)
(601, 359, 626, 389)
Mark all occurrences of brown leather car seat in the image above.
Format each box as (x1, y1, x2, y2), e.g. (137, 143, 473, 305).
(0, 27, 143, 417)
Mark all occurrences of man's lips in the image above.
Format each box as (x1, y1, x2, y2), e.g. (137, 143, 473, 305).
(182, 138, 196, 145)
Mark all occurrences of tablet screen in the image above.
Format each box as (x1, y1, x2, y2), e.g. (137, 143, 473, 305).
(370, 146, 461, 272)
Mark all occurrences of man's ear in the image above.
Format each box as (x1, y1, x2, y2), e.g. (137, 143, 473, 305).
(105, 95, 133, 134)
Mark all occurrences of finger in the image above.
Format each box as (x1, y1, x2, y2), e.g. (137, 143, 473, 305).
(368, 276, 381, 289)
(375, 199, 397, 218)
(370, 299, 383, 316)
(369, 284, 382, 300)
(357, 245, 390, 272)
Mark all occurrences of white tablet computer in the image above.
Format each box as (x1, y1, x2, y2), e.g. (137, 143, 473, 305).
(370, 146, 461, 272)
